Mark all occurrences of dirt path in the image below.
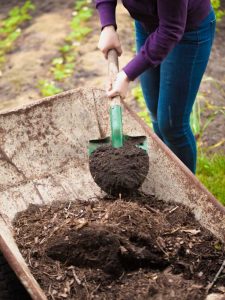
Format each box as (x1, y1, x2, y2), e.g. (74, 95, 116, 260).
(62, 4, 135, 94)
(0, 1, 224, 152)
(0, 0, 74, 110)
(199, 4, 225, 153)
(0, 2, 134, 111)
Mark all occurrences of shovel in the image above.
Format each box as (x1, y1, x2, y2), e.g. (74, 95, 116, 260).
(89, 49, 149, 196)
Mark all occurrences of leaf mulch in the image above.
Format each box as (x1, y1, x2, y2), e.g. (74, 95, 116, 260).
(13, 194, 225, 299)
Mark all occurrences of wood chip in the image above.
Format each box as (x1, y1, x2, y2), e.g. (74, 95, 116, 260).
(76, 218, 88, 230)
(181, 229, 201, 235)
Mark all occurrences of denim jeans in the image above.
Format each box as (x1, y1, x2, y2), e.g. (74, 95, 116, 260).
(135, 9, 216, 173)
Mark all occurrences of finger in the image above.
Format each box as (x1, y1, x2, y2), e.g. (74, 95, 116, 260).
(97, 43, 103, 51)
(103, 49, 108, 59)
(98, 45, 108, 58)
(116, 46, 122, 56)
(107, 89, 120, 98)
(105, 81, 112, 92)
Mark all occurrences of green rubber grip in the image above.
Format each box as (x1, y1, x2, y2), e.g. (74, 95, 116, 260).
(110, 105, 123, 148)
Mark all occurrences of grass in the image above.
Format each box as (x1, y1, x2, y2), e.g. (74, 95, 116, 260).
(211, 0, 225, 22)
(197, 152, 225, 204)
(38, 0, 93, 97)
(0, 1, 35, 68)
(38, 80, 63, 98)
(132, 84, 225, 205)
(131, 86, 152, 128)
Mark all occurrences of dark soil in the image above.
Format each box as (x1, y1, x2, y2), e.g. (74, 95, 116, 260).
(0, 252, 31, 300)
(89, 137, 149, 196)
(13, 194, 225, 300)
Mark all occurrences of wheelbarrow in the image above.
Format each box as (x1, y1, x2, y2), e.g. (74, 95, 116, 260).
(0, 88, 224, 300)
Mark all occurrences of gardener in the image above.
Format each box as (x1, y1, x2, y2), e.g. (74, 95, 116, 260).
(95, 0, 216, 173)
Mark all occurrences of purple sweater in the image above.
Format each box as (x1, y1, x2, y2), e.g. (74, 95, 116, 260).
(95, 0, 211, 80)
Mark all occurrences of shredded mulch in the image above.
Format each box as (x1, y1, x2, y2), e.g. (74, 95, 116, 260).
(89, 137, 149, 196)
(13, 194, 225, 300)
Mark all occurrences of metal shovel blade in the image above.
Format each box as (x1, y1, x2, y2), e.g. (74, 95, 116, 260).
(88, 137, 110, 156)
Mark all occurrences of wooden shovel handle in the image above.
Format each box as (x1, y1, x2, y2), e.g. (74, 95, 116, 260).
(108, 49, 121, 106)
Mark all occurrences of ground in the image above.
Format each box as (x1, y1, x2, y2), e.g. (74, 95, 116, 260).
(0, 0, 224, 152)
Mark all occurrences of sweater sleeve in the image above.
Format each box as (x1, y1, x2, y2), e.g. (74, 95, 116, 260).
(95, 0, 117, 29)
(123, 0, 188, 81)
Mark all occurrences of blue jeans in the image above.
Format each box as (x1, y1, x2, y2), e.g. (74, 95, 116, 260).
(135, 9, 216, 173)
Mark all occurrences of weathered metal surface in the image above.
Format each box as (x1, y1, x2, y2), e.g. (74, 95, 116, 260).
(0, 88, 224, 298)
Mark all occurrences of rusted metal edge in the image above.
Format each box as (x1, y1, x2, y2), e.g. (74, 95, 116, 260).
(0, 220, 47, 300)
(0, 89, 83, 116)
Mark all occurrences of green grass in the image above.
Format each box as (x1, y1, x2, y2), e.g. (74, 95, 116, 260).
(197, 153, 225, 204)
(38, 80, 63, 97)
(211, 0, 225, 22)
(0, 1, 35, 68)
(132, 86, 152, 128)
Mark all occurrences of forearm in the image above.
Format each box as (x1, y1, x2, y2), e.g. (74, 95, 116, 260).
(123, 26, 186, 80)
(123, 0, 188, 80)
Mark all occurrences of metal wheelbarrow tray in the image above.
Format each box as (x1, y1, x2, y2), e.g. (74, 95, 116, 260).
(0, 88, 224, 300)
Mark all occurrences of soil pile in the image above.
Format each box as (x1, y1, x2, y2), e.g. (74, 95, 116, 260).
(13, 194, 225, 299)
(89, 138, 149, 196)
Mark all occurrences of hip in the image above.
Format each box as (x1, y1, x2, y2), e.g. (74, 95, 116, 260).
(180, 9, 216, 45)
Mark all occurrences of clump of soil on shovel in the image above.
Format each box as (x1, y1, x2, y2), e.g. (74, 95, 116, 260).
(13, 194, 225, 300)
(89, 138, 149, 196)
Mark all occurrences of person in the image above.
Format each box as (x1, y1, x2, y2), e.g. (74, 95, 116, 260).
(95, 0, 216, 174)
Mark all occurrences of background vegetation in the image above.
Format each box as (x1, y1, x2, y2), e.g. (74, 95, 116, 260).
(0, 1, 35, 69)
